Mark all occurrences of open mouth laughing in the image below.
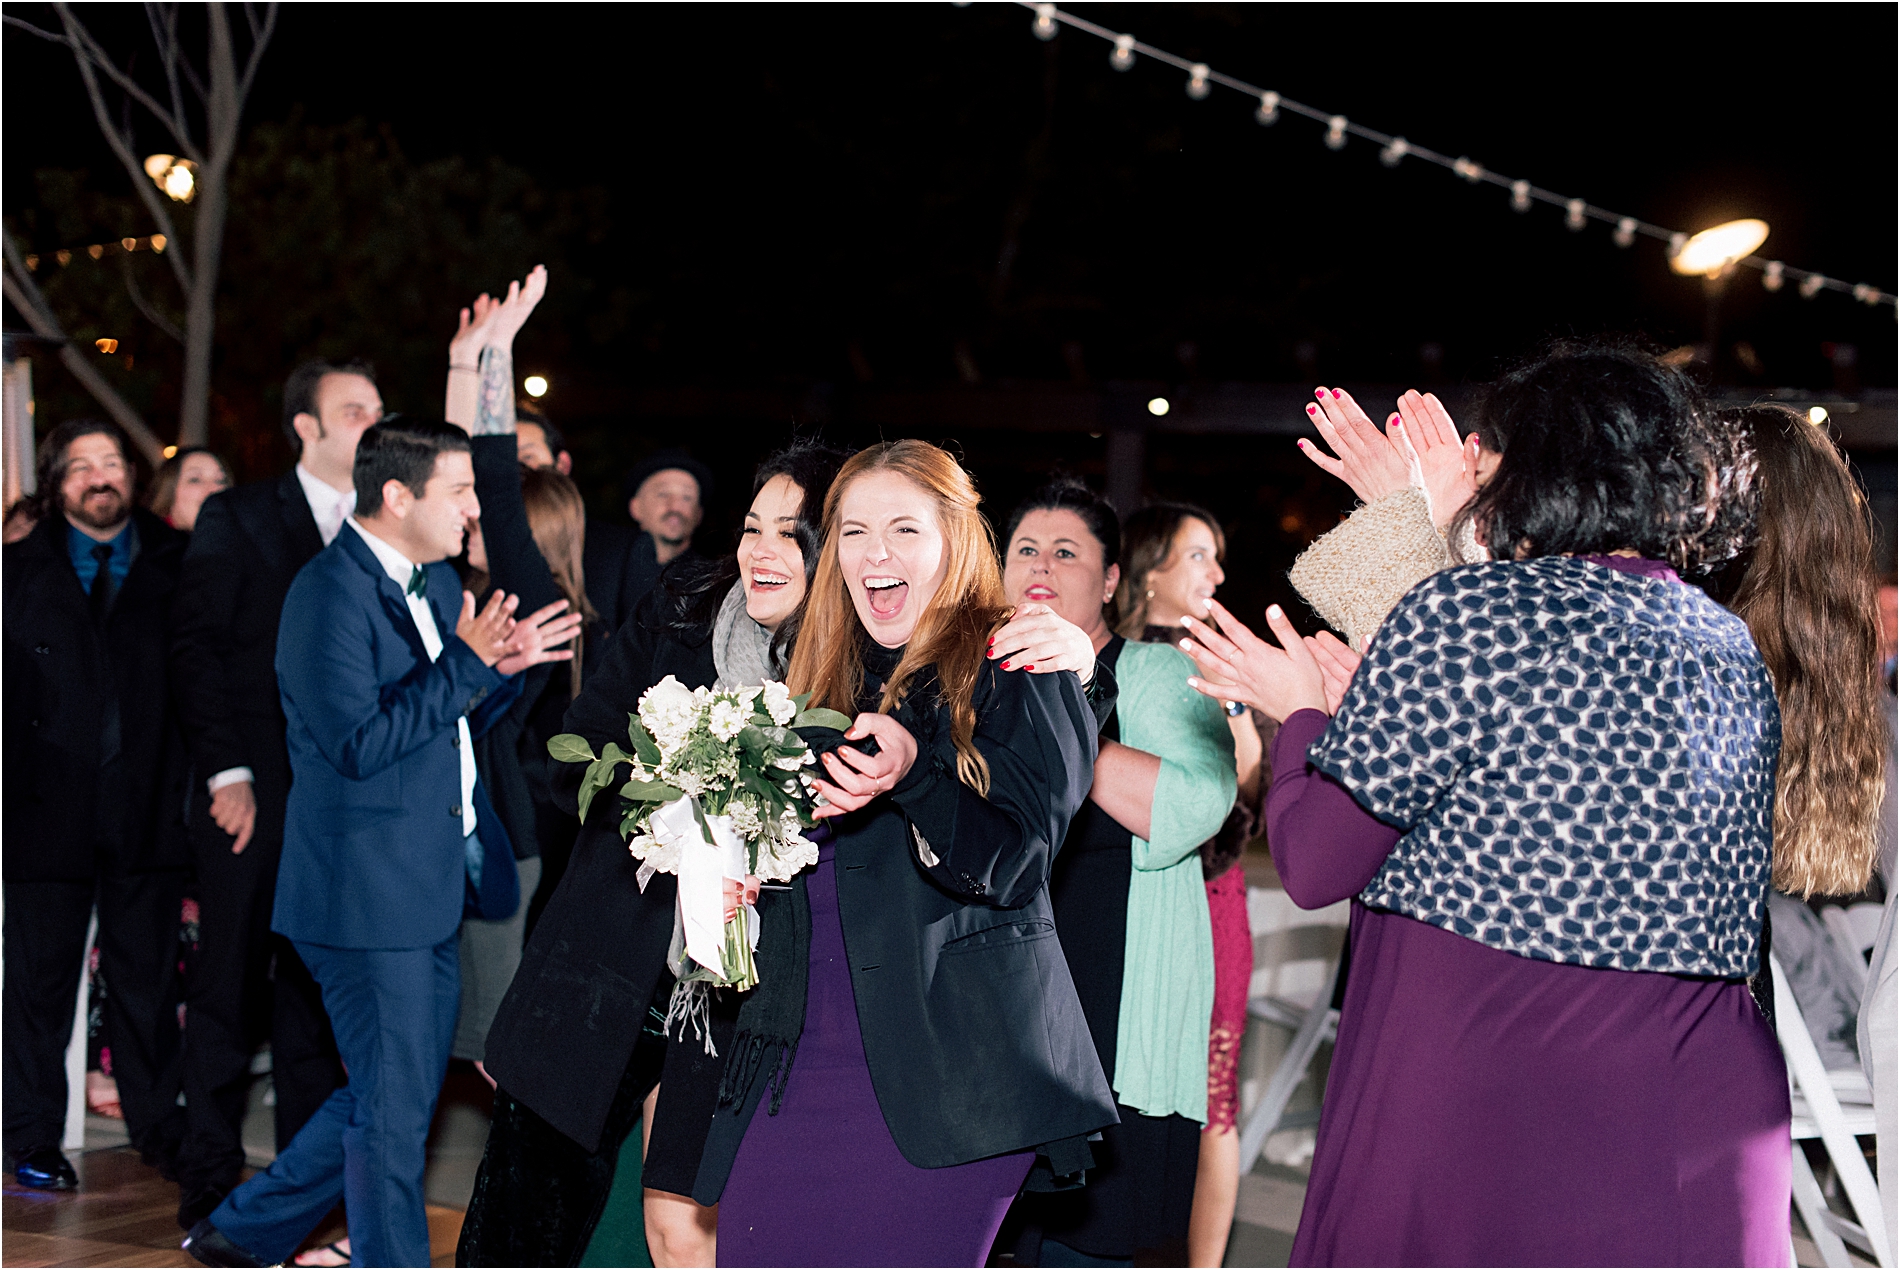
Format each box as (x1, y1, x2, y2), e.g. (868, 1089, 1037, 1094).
(863, 575, 909, 619)
(750, 569, 792, 595)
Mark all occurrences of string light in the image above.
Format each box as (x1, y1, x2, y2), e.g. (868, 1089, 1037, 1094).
(1147, 396, 1170, 417)
(1808, 406, 1829, 425)
(523, 375, 550, 398)
(20, 234, 169, 273)
(1003, 1, 1895, 310)
(94, 338, 118, 354)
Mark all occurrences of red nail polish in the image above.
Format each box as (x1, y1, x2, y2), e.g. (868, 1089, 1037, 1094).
(1314, 387, 1326, 398)
(1000, 661, 1011, 671)
(1331, 388, 1342, 399)
(1024, 664, 1035, 671)
(1306, 404, 1318, 415)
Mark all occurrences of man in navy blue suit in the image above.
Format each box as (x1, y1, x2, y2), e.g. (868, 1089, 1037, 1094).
(184, 418, 579, 1269)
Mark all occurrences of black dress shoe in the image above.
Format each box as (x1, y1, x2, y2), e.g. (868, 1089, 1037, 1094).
(178, 1180, 233, 1232)
(11, 1145, 78, 1190)
(182, 1218, 274, 1268)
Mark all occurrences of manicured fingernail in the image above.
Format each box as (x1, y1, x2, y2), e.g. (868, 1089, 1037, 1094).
(1330, 389, 1341, 399)
(1024, 664, 1034, 671)
(1180, 639, 1195, 651)
(1000, 660, 1011, 670)
(1306, 403, 1318, 415)
(1268, 604, 1284, 619)
(1314, 386, 1326, 398)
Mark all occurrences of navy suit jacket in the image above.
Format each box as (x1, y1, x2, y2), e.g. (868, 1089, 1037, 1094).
(272, 526, 520, 950)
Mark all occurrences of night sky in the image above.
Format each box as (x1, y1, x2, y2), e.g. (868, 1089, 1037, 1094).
(7, 2, 1896, 618)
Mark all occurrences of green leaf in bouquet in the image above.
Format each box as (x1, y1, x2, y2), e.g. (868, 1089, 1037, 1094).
(547, 733, 596, 764)
(792, 691, 813, 710)
(739, 769, 786, 808)
(626, 717, 663, 766)
(577, 755, 622, 824)
(736, 725, 771, 756)
(792, 706, 854, 730)
(622, 778, 684, 804)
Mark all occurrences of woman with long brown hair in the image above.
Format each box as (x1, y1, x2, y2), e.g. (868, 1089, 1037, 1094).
(697, 440, 1117, 1266)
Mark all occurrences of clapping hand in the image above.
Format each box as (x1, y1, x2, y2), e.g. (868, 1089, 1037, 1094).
(1303, 629, 1362, 715)
(988, 603, 1097, 683)
(1178, 599, 1328, 723)
(1296, 387, 1412, 504)
(455, 589, 521, 667)
(1391, 390, 1480, 529)
(495, 597, 583, 676)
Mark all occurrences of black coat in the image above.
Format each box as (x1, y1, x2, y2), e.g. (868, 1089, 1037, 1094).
(581, 521, 659, 638)
(482, 581, 714, 1152)
(4, 508, 191, 880)
(169, 470, 326, 819)
(467, 436, 564, 862)
(709, 650, 1119, 1175)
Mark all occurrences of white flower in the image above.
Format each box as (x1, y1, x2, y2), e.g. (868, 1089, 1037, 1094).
(708, 698, 750, 742)
(727, 801, 762, 838)
(639, 676, 701, 752)
(761, 680, 797, 726)
(771, 753, 808, 771)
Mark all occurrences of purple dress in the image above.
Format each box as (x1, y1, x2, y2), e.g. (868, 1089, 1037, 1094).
(716, 839, 1033, 1267)
(1269, 705, 1792, 1267)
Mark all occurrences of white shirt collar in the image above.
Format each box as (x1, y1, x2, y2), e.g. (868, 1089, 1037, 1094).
(296, 464, 357, 545)
(345, 516, 422, 589)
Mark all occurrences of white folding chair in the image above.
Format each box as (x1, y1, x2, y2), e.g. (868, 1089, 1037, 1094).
(1236, 918, 1344, 1174)
(1821, 902, 1885, 995)
(1772, 953, 1893, 1267)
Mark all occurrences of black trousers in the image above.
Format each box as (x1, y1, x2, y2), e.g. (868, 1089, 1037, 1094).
(176, 770, 343, 1192)
(3, 870, 188, 1163)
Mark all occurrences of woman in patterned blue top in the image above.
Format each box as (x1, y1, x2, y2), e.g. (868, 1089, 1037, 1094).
(1180, 344, 1791, 1266)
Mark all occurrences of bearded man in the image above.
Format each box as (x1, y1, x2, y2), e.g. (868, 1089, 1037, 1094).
(3, 418, 193, 1191)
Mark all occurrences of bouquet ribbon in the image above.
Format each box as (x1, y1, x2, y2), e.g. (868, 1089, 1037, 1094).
(650, 796, 751, 979)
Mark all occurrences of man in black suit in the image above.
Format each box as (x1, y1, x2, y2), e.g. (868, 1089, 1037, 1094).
(167, 359, 381, 1228)
(3, 418, 193, 1190)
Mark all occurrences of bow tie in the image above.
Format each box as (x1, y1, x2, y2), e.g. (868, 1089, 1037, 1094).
(406, 565, 426, 598)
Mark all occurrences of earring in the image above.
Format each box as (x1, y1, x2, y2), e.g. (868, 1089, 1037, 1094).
(1146, 589, 1155, 599)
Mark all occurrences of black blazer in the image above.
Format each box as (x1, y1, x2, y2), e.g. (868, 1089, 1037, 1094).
(170, 470, 327, 802)
(481, 582, 715, 1152)
(706, 658, 1119, 1180)
(3, 509, 190, 880)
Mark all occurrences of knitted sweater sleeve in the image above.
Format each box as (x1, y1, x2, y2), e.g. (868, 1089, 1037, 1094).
(1288, 488, 1454, 651)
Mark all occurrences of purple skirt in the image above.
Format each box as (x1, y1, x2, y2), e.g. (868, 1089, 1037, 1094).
(717, 844, 1033, 1267)
(1292, 903, 1792, 1267)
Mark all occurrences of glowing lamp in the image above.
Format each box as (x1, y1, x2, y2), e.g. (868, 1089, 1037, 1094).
(1669, 219, 1769, 277)
(1147, 397, 1170, 417)
(523, 375, 549, 398)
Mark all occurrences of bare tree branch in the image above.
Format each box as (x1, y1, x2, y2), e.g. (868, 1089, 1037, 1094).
(52, 3, 204, 163)
(145, 3, 196, 150)
(119, 253, 185, 344)
(53, 8, 194, 296)
(236, 3, 276, 102)
(4, 234, 166, 465)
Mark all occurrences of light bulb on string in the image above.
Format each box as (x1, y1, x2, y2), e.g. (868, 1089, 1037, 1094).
(1324, 116, 1347, 149)
(1762, 261, 1784, 292)
(1110, 33, 1135, 71)
(1799, 273, 1826, 299)
(1032, 4, 1057, 41)
(1186, 64, 1210, 99)
(1453, 157, 1483, 183)
(1255, 91, 1280, 125)
(1666, 232, 1688, 267)
(1854, 283, 1880, 305)
(1565, 199, 1587, 231)
(1379, 136, 1407, 167)
(1510, 180, 1531, 213)
(1613, 218, 1637, 248)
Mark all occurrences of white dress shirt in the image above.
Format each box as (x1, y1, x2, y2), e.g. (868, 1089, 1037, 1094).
(207, 466, 360, 796)
(345, 518, 479, 839)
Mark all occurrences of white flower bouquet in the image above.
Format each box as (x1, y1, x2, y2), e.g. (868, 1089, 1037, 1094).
(548, 676, 849, 992)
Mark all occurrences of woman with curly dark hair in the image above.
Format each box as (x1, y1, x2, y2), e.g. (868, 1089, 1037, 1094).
(1180, 344, 1788, 1265)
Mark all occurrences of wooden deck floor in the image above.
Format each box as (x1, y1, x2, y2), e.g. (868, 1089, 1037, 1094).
(1, 1148, 464, 1268)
